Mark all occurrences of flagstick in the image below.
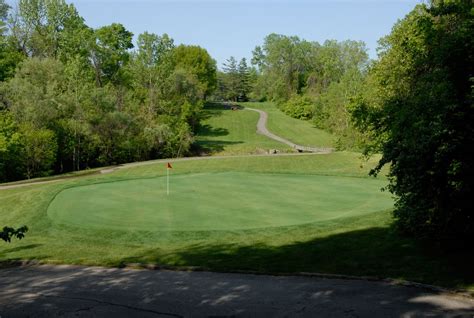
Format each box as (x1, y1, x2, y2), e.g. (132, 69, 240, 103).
(167, 167, 169, 195)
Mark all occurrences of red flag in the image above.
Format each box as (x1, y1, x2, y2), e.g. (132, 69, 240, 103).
(167, 162, 172, 169)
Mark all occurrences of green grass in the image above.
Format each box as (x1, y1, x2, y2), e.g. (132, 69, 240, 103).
(195, 103, 291, 155)
(241, 102, 336, 148)
(1, 153, 473, 291)
(48, 172, 392, 231)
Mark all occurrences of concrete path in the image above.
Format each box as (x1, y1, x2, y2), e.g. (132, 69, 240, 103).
(245, 107, 334, 154)
(1, 265, 473, 317)
(0, 152, 326, 191)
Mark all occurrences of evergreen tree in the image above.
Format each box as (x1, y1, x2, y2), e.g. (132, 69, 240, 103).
(237, 58, 251, 101)
(222, 56, 239, 101)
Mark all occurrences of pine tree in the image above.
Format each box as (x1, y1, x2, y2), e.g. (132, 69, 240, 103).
(238, 58, 251, 101)
(222, 56, 239, 101)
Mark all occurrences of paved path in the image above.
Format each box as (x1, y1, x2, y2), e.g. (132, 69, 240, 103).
(0, 265, 473, 317)
(0, 153, 325, 191)
(245, 107, 334, 153)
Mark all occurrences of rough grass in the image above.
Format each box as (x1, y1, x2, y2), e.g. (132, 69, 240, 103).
(241, 102, 336, 148)
(1, 153, 473, 291)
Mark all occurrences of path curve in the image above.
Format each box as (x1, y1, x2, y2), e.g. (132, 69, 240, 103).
(0, 264, 472, 317)
(245, 107, 334, 153)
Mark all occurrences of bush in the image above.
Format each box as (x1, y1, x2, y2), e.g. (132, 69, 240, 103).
(281, 95, 314, 120)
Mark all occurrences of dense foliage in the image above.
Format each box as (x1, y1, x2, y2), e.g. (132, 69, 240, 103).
(214, 56, 253, 102)
(0, 0, 216, 182)
(220, 34, 370, 149)
(351, 0, 473, 240)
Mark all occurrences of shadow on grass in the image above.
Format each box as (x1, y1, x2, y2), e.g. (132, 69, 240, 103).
(0, 244, 43, 255)
(0, 244, 47, 268)
(196, 124, 229, 138)
(193, 140, 244, 154)
(199, 102, 228, 120)
(125, 227, 474, 291)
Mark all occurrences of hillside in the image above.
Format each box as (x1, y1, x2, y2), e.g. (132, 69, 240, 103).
(241, 102, 336, 148)
(195, 102, 335, 155)
(195, 103, 292, 155)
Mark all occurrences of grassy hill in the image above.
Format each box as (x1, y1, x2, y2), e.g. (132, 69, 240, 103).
(241, 102, 336, 148)
(195, 103, 292, 155)
(195, 102, 336, 155)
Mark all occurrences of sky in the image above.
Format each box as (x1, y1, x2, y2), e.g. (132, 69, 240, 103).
(8, 0, 421, 68)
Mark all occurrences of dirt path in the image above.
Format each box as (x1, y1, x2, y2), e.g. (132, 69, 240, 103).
(0, 264, 472, 317)
(245, 107, 334, 153)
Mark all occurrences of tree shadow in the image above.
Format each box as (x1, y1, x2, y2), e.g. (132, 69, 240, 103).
(0, 244, 43, 255)
(199, 102, 244, 120)
(196, 124, 229, 138)
(125, 227, 474, 291)
(199, 102, 227, 120)
(192, 140, 243, 155)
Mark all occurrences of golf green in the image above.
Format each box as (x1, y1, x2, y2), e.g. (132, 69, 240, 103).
(47, 172, 393, 231)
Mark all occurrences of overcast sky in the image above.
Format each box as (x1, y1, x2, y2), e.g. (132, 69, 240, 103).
(7, 0, 421, 67)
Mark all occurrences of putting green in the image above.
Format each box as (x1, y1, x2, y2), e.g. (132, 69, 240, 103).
(47, 172, 393, 231)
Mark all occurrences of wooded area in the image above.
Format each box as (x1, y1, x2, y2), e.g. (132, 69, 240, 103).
(0, 0, 216, 181)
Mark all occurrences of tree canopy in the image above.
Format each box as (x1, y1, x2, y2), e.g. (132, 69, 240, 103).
(351, 0, 474, 240)
(0, 0, 217, 182)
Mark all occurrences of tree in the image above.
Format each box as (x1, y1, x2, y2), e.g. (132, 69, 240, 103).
(9, 0, 87, 59)
(351, 1, 474, 240)
(3, 57, 67, 127)
(313, 68, 368, 149)
(90, 23, 133, 87)
(171, 45, 217, 98)
(21, 124, 57, 179)
(0, 0, 24, 82)
(253, 34, 313, 101)
(237, 58, 251, 101)
(0, 111, 24, 181)
(135, 32, 174, 68)
(222, 56, 239, 101)
(1, 225, 28, 243)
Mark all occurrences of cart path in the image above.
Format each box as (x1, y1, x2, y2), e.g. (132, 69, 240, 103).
(0, 152, 327, 190)
(245, 107, 334, 153)
(0, 264, 472, 317)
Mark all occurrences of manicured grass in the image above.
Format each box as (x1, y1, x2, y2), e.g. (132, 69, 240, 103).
(48, 172, 392, 231)
(241, 102, 336, 148)
(195, 103, 291, 155)
(1, 153, 473, 291)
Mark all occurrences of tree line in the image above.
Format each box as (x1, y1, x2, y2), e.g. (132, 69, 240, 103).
(0, 0, 216, 182)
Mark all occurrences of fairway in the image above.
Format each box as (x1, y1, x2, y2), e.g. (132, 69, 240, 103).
(47, 172, 392, 231)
